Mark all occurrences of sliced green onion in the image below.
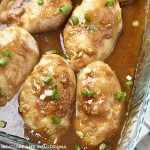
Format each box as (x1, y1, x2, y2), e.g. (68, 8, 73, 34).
(99, 143, 111, 150)
(52, 85, 59, 101)
(59, 5, 71, 15)
(63, 54, 70, 60)
(76, 131, 84, 139)
(84, 13, 91, 22)
(71, 16, 79, 25)
(105, 0, 115, 6)
(87, 25, 97, 31)
(1, 50, 11, 57)
(51, 116, 61, 125)
(46, 50, 59, 55)
(82, 90, 95, 97)
(37, 0, 44, 5)
(116, 92, 126, 100)
(0, 58, 8, 67)
(126, 80, 133, 88)
(43, 77, 53, 85)
(73, 144, 80, 150)
(0, 120, 6, 128)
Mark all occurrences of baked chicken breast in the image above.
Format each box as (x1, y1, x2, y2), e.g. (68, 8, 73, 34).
(0, 0, 72, 34)
(0, 27, 39, 106)
(19, 54, 76, 141)
(63, 0, 122, 71)
(75, 61, 124, 146)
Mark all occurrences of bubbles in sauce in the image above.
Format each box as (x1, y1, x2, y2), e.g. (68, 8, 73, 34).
(0, 0, 148, 149)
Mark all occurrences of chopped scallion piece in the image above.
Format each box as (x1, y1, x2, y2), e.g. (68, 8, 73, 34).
(63, 54, 70, 60)
(0, 120, 6, 128)
(0, 58, 8, 67)
(51, 116, 61, 125)
(126, 80, 133, 88)
(59, 5, 71, 15)
(46, 50, 59, 55)
(1, 50, 11, 57)
(71, 16, 79, 25)
(76, 131, 84, 139)
(116, 92, 126, 100)
(82, 90, 95, 97)
(87, 25, 97, 31)
(84, 13, 91, 22)
(105, 0, 115, 6)
(37, 0, 44, 5)
(43, 77, 53, 85)
(99, 143, 111, 150)
(73, 144, 80, 150)
(52, 85, 59, 101)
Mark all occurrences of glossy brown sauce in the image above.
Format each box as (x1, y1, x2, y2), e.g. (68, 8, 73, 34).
(0, 0, 148, 149)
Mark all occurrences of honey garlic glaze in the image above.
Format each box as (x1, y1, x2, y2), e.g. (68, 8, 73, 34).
(0, 0, 147, 150)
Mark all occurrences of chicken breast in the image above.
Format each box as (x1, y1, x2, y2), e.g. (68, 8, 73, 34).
(19, 54, 76, 141)
(75, 61, 124, 146)
(0, 0, 72, 34)
(63, 0, 122, 71)
(0, 27, 39, 106)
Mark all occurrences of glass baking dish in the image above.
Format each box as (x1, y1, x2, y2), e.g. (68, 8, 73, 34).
(0, 0, 150, 150)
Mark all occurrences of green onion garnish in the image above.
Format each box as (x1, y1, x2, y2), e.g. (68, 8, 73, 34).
(0, 120, 6, 128)
(63, 54, 70, 60)
(0, 58, 8, 67)
(105, 0, 115, 6)
(87, 25, 97, 31)
(71, 16, 79, 25)
(73, 144, 81, 150)
(43, 77, 53, 85)
(116, 92, 126, 100)
(82, 90, 95, 97)
(51, 116, 61, 125)
(1, 50, 11, 57)
(59, 5, 71, 15)
(52, 85, 59, 101)
(99, 143, 111, 150)
(37, 0, 44, 5)
(126, 81, 133, 88)
(84, 13, 91, 22)
(46, 50, 59, 55)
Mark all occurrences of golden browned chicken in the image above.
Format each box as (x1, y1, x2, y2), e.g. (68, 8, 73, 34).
(75, 61, 125, 146)
(63, 0, 122, 71)
(0, 0, 72, 34)
(0, 27, 39, 106)
(19, 54, 76, 141)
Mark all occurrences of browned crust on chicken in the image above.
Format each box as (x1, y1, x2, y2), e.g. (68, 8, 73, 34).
(63, 0, 122, 71)
(0, 0, 72, 34)
(0, 27, 39, 106)
(19, 54, 76, 141)
(75, 61, 124, 146)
